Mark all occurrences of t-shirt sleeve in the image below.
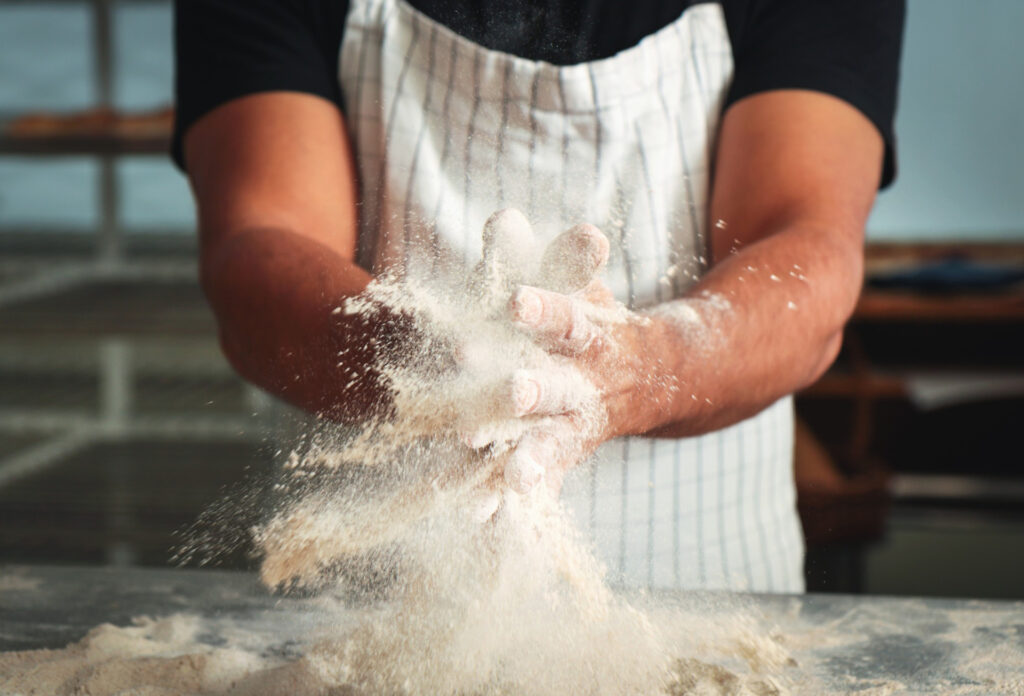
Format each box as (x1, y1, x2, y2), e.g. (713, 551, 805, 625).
(171, 0, 347, 171)
(725, 0, 906, 188)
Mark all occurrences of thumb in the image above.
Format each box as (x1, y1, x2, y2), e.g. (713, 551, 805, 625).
(509, 285, 601, 355)
(537, 223, 610, 294)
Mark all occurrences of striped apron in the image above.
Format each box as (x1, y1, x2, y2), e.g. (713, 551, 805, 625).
(338, 0, 804, 593)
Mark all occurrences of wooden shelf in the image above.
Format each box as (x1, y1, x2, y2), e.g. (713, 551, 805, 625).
(802, 373, 908, 399)
(864, 241, 1024, 269)
(854, 289, 1024, 322)
(1, 105, 173, 157)
(0, 132, 170, 157)
(857, 241, 1024, 322)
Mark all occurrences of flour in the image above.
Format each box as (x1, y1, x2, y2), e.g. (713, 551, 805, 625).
(647, 290, 731, 357)
(0, 604, 795, 696)
(4, 575, 1024, 696)
(0, 570, 40, 594)
(238, 211, 682, 694)
(0, 615, 272, 696)
(1, 210, 797, 696)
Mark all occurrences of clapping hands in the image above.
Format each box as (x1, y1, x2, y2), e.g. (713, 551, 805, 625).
(466, 209, 660, 519)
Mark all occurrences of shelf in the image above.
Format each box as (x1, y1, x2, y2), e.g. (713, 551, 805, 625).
(0, 132, 168, 156)
(864, 241, 1024, 268)
(1, 105, 173, 157)
(802, 373, 908, 399)
(0, 132, 169, 157)
(854, 289, 1024, 322)
(857, 241, 1024, 322)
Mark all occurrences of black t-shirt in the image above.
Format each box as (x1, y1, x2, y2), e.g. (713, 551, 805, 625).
(173, 0, 905, 186)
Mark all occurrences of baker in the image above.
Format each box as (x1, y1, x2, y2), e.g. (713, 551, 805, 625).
(173, 0, 904, 593)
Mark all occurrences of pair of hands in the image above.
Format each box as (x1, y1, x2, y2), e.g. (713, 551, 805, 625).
(463, 209, 667, 518)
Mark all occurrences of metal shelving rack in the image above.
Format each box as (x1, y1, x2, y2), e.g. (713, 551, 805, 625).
(0, 0, 278, 518)
(0, 0, 174, 261)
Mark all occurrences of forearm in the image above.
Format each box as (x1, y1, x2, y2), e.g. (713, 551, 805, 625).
(635, 222, 862, 438)
(201, 226, 389, 420)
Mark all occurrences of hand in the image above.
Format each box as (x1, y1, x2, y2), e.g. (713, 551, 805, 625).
(456, 212, 609, 514)
(467, 212, 670, 502)
(508, 284, 662, 441)
(506, 256, 673, 494)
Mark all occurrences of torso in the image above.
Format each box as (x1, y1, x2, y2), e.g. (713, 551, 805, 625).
(338, 0, 804, 593)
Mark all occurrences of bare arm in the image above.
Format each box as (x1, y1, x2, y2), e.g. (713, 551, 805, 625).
(185, 92, 386, 419)
(637, 89, 883, 437)
(509, 90, 883, 445)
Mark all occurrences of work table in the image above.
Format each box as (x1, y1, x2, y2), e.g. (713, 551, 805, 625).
(1, 564, 1022, 694)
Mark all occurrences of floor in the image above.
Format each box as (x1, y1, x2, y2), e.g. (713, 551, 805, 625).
(1, 256, 1021, 599)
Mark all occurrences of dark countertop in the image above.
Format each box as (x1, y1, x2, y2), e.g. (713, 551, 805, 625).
(2, 564, 1023, 694)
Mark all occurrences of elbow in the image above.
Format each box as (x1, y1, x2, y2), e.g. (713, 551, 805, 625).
(197, 231, 275, 394)
(210, 292, 278, 403)
(800, 273, 860, 389)
(199, 241, 243, 367)
(814, 329, 844, 381)
(829, 233, 866, 328)
(216, 321, 258, 389)
(795, 329, 844, 392)
(197, 229, 245, 317)
(805, 236, 863, 384)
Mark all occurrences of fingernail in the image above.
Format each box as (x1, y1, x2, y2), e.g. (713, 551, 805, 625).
(469, 490, 501, 523)
(466, 427, 496, 449)
(504, 451, 544, 494)
(573, 224, 610, 264)
(510, 287, 543, 326)
(511, 372, 541, 416)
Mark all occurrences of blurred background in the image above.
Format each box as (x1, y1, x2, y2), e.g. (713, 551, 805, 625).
(0, 0, 1021, 598)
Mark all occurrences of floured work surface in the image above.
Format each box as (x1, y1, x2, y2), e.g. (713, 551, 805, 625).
(2, 564, 1023, 695)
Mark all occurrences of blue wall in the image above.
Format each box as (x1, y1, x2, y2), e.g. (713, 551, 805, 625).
(868, 0, 1024, 241)
(1, 0, 1022, 240)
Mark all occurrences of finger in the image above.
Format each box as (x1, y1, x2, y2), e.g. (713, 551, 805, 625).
(502, 420, 581, 495)
(467, 487, 502, 523)
(509, 285, 600, 355)
(464, 426, 497, 450)
(579, 276, 616, 308)
(480, 208, 535, 287)
(538, 223, 610, 294)
(509, 368, 592, 417)
(463, 419, 520, 450)
(503, 442, 546, 494)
